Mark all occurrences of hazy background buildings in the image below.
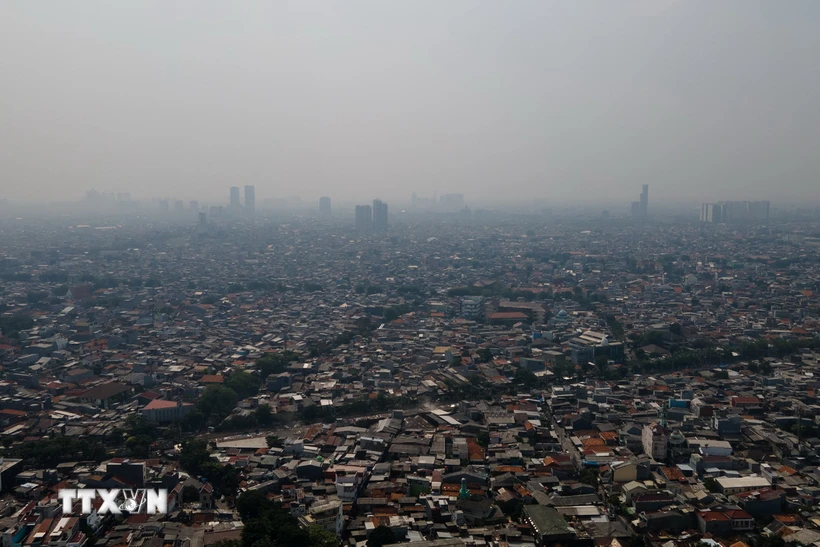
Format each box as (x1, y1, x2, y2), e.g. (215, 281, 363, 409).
(2, 1, 820, 208)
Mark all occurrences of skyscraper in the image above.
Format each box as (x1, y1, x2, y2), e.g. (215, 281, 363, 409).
(632, 185, 648, 219)
(319, 196, 331, 216)
(701, 200, 769, 223)
(700, 203, 720, 223)
(244, 185, 255, 215)
(230, 186, 240, 208)
(373, 200, 388, 231)
(355, 205, 373, 232)
(640, 185, 648, 217)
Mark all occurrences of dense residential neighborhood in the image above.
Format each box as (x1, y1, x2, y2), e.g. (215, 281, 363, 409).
(1, 209, 820, 547)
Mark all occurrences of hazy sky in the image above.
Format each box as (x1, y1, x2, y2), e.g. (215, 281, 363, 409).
(2, 1, 819, 206)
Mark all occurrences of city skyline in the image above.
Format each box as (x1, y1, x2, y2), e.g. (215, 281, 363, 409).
(3, 2, 820, 205)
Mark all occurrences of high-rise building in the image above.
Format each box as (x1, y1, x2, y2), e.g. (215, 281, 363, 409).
(355, 205, 373, 232)
(198, 212, 207, 227)
(244, 185, 255, 214)
(230, 186, 240, 208)
(174, 200, 184, 212)
(319, 197, 331, 216)
(700, 203, 721, 223)
(701, 201, 769, 223)
(189, 200, 199, 212)
(632, 185, 649, 219)
(640, 185, 648, 217)
(373, 200, 388, 231)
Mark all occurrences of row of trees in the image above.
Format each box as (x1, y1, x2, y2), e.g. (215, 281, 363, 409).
(234, 490, 338, 547)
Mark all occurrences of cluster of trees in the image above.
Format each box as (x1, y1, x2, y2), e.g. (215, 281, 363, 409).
(0, 312, 34, 339)
(0, 272, 33, 282)
(122, 414, 160, 458)
(257, 351, 301, 378)
(299, 392, 415, 424)
(179, 439, 240, 498)
(235, 490, 338, 547)
(39, 270, 70, 283)
(628, 336, 820, 376)
(306, 329, 361, 358)
(26, 290, 51, 304)
(183, 370, 265, 430)
(605, 314, 625, 340)
(384, 304, 412, 321)
(2, 436, 107, 467)
(183, 385, 241, 430)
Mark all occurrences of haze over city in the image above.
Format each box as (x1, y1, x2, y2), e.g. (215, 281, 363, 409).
(3, 1, 820, 207)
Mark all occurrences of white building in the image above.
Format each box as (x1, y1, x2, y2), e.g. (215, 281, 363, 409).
(642, 422, 668, 461)
(715, 476, 770, 495)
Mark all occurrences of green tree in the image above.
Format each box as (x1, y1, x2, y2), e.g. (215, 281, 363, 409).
(266, 435, 283, 448)
(579, 468, 598, 487)
(367, 526, 397, 547)
(255, 404, 273, 426)
(594, 355, 609, 378)
(256, 351, 299, 379)
(180, 439, 213, 476)
(196, 385, 239, 423)
(497, 499, 524, 521)
(307, 525, 339, 547)
(226, 371, 262, 399)
(125, 435, 153, 458)
(236, 490, 272, 521)
(513, 367, 537, 385)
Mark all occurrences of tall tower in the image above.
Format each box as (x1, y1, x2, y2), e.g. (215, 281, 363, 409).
(229, 186, 240, 208)
(319, 196, 331, 216)
(373, 200, 388, 232)
(640, 185, 649, 218)
(244, 185, 255, 214)
(355, 205, 373, 232)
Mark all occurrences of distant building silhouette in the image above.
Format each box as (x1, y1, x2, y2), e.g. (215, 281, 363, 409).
(373, 200, 388, 231)
(640, 185, 648, 216)
(319, 196, 331, 216)
(632, 185, 648, 219)
(244, 185, 255, 214)
(355, 205, 373, 232)
(229, 186, 240, 208)
(701, 201, 769, 223)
